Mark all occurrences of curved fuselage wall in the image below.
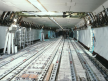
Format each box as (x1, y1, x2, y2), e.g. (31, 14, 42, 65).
(76, 26, 108, 61)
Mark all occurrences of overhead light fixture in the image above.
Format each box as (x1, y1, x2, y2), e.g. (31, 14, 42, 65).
(28, 0, 63, 29)
(22, 12, 63, 15)
(49, 17, 63, 29)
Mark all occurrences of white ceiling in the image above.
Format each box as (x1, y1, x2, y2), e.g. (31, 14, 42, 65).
(39, 0, 106, 12)
(0, 0, 39, 11)
(23, 17, 60, 28)
(55, 18, 81, 28)
(0, 0, 107, 28)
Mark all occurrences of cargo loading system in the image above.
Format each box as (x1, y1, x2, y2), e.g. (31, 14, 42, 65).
(0, 37, 107, 81)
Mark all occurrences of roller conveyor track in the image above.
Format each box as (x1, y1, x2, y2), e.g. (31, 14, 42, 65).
(0, 43, 52, 80)
(56, 38, 106, 81)
(56, 39, 76, 81)
(0, 37, 62, 81)
(49, 39, 64, 81)
(56, 39, 72, 81)
(37, 38, 63, 81)
(70, 39, 106, 81)
(68, 39, 86, 81)
(67, 40, 77, 81)
(56, 39, 87, 81)
(76, 41, 108, 81)
(0, 41, 46, 68)
(0, 37, 107, 81)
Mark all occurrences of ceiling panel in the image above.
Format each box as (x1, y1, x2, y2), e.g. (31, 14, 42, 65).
(23, 17, 60, 28)
(70, 0, 106, 12)
(1, 0, 28, 3)
(42, 4, 70, 12)
(72, 0, 105, 4)
(0, 0, 21, 11)
(0, 0, 39, 11)
(12, 3, 39, 11)
(70, 4, 98, 12)
(39, 0, 70, 12)
(55, 18, 81, 28)
(39, 0, 71, 4)
(39, 0, 106, 12)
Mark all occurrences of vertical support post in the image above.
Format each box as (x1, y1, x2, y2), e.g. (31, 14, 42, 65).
(40, 28, 45, 41)
(76, 30, 79, 42)
(12, 33, 15, 54)
(8, 33, 11, 54)
(3, 32, 9, 54)
(48, 30, 50, 38)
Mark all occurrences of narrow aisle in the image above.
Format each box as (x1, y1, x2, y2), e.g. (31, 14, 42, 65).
(56, 39, 72, 81)
(71, 39, 106, 81)
(68, 39, 86, 81)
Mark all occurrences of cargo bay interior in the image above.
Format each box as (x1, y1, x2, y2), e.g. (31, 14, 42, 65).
(0, 0, 108, 81)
